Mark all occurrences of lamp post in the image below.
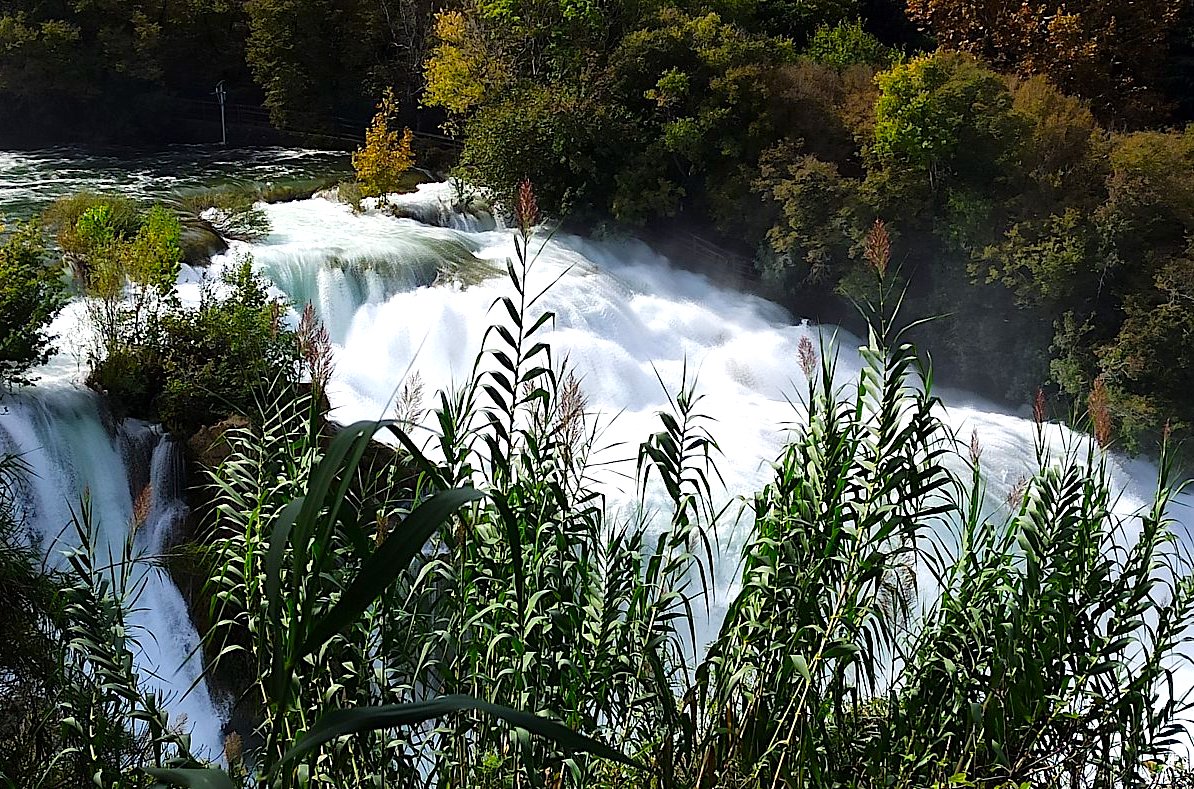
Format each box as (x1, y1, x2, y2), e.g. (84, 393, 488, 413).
(214, 81, 227, 146)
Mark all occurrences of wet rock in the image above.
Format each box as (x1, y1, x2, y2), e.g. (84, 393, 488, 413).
(180, 218, 229, 266)
(187, 415, 250, 470)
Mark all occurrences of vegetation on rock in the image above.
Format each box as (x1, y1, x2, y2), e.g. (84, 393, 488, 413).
(0, 224, 67, 388)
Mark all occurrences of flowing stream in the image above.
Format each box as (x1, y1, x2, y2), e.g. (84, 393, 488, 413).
(2, 148, 1191, 759)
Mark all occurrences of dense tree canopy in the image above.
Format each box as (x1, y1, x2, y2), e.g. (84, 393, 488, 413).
(4, 0, 1194, 447)
(904, 0, 1184, 122)
(0, 0, 248, 140)
(424, 0, 1194, 447)
(243, 0, 430, 131)
(0, 0, 431, 141)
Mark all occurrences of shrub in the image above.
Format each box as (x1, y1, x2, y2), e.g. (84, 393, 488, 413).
(85, 343, 164, 421)
(352, 87, 416, 200)
(89, 258, 303, 435)
(59, 198, 183, 356)
(194, 218, 704, 788)
(22, 203, 1194, 789)
(49, 189, 301, 436)
(0, 223, 67, 388)
(696, 255, 1194, 788)
(335, 180, 365, 212)
(805, 19, 895, 68)
(154, 261, 301, 434)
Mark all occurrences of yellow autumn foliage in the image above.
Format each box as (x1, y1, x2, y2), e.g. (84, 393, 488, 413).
(352, 88, 415, 199)
(422, 11, 505, 125)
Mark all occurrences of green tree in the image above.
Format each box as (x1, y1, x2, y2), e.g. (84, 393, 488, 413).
(804, 19, 895, 68)
(459, 83, 627, 216)
(244, 0, 344, 130)
(0, 224, 66, 388)
(871, 51, 1024, 200)
(754, 142, 870, 292)
(422, 10, 509, 124)
(608, 9, 795, 223)
(1007, 75, 1108, 214)
(749, 0, 861, 44)
(1096, 255, 1194, 443)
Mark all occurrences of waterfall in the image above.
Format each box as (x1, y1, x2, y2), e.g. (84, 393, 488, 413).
(8, 152, 1192, 761)
(0, 388, 226, 761)
(211, 190, 1194, 623)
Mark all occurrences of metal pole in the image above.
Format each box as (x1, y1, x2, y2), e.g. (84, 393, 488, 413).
(215, 81, 227, 146)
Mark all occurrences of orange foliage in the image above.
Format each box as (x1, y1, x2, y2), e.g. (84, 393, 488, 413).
(905, 0, 1182, 121)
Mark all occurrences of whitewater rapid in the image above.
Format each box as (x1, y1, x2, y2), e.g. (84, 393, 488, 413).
(215, 186, 1194, 686)
(211, 185, 1192, 541)
(11, 178, 1193, 760)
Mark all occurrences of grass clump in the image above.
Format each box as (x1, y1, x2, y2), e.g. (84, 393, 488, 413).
(177, 188, 271, 242)
(42, 192, 142, 263)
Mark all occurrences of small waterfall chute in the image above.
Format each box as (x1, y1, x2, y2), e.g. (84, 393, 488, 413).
(0, 387, 226, 761)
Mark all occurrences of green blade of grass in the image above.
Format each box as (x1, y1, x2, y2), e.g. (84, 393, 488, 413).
(299, 487, 486, 656)
(277, 694, 639, 770)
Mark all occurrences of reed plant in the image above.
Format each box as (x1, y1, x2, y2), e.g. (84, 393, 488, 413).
(0, 454, 68, 787)
(190, 184, 709, 787)
(24, 202, 1194, 789)
(685, 224, 1194, 789)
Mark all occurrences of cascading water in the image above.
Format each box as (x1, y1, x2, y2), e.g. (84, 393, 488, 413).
(7, 144, 1194, 758)
(206, 185, 1194, 647)
(0, 389, 226, 760)
(0, 145, 353, 766)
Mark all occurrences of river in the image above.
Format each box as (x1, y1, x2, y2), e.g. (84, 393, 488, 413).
(1, 145, 1189, 763)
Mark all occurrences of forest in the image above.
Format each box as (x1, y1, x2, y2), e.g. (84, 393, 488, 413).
(3, 0, 1194, 786)
(6, 0, 1193, 448)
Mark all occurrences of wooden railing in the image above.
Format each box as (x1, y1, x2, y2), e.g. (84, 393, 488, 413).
(164, 97, 462, 148)
(665, 232, 758, 282)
